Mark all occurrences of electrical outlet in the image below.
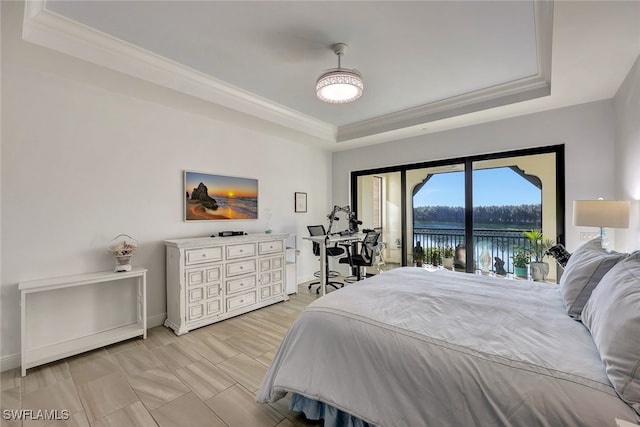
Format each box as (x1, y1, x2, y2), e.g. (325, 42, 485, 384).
(580, 232, 600, 241)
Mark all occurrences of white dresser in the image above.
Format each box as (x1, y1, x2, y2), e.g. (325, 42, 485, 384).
(164, 233, 288, 335)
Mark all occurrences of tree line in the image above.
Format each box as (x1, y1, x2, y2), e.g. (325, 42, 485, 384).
(414, 204, 542, 228)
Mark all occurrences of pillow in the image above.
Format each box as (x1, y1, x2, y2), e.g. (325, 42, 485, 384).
(545, 243, 571, 268)
(559, 238, 626, 320)
(581, 252, 640, 415)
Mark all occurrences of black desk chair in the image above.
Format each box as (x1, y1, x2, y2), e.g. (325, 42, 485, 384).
(307, 225, 345, 294)
(340, 230, 381, 281)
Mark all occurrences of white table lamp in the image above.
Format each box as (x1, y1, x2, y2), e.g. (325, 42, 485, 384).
(573, 199, 630, 248)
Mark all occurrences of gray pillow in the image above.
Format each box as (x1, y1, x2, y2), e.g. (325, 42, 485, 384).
(559, 238, 626, 319)
(581, 252, 640, 415)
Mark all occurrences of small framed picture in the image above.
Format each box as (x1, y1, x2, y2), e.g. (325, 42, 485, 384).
(294, 192, 307, 213)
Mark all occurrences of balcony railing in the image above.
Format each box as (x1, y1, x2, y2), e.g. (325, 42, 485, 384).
(413, 227, 532, 274)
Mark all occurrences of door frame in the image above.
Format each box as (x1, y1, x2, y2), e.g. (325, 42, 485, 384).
(350, 144, 565, 270)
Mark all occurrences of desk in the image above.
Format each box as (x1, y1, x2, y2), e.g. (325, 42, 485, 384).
(304, 233, 362, 295)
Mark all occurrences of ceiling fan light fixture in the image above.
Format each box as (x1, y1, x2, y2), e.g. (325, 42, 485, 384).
(316, 43, 364, 104)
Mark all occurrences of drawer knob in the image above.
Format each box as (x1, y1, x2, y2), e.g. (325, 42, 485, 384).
(202, 254, 206, 257)
(240, 249, 243, 252)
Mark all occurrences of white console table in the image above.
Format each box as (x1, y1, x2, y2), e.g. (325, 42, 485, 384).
(19, 267, 147, 376)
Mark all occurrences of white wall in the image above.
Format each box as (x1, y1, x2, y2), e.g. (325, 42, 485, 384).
(333, 100, 618, 252)
(614, 54, 640, 252)
(1, 1, 331, 368)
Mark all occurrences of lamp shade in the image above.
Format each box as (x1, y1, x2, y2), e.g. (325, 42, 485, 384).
(573, 200, 630, 228)
(316, 43, 363, 104)
(316, 69, 364, 104)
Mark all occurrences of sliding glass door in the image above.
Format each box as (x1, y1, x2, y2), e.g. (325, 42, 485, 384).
(351, 145, 564, 280)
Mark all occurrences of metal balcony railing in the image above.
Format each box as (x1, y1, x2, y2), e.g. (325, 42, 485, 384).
(413, 228, 532, 274)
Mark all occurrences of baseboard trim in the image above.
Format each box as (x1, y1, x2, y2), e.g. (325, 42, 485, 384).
(1, 313, 167, 373)
(148, 313, 167, 329)
(0, 353, 21, 372)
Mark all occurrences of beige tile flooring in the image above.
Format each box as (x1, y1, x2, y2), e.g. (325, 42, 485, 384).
(0, 280, 347, 427)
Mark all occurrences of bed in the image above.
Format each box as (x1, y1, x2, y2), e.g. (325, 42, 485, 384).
(256, 245, 640, 427)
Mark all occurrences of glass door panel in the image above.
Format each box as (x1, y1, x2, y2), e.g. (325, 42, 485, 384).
(355, 172, 402, 270)
(406, 164, 465, 268)
(472, 153, 558, 280)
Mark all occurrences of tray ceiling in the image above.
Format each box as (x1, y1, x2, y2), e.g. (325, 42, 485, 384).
(23, 1, 640, 149)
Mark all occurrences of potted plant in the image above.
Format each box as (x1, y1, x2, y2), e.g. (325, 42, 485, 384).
(413, 241, 425, 267)
(428, 247, 441, 267)
(442, 246, 455, 269)
(512, 249, 530, 278)
(523, 228, 554, 281)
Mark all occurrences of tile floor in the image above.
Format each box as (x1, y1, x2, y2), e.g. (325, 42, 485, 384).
(0, 280, 345, 427)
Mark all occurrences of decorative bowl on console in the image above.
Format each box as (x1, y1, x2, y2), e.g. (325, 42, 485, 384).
(108, 234, 138, 272)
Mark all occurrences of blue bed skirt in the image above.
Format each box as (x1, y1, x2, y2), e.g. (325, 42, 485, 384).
(289, 393, 378, 427)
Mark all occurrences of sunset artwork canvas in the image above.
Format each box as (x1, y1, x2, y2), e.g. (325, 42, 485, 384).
(184, 171, 258, 221)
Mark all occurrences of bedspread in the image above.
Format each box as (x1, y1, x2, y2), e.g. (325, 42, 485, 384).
(257, 267, 638, 426)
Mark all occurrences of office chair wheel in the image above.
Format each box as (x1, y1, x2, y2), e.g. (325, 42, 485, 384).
(308, 281, 320, 291)
(316, 281, 344, 294)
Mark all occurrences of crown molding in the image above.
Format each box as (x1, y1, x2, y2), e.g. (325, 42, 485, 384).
(22, 1, 337, 143)
(337, 75, 551, 143)
(337, 1, 553, 143)
(22, 1, 552, 148)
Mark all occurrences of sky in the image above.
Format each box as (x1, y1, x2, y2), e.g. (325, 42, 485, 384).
(413, 167, 541, 207)
(185, 171, 258, 198)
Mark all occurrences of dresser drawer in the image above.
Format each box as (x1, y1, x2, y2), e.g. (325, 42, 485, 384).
(185, 247, 223, 265)
(272, 269, 283, 282)
(260, 270, 283, 286)
(206, 283, 221, 299)
(271, 257, 283, 269)
(258, 240, 283, 255)
(259, 259, 271, 272)
(272, 282, 283, 296)
(259, 256, 284, 272)
(188, 303, 204, 322)
(207, 299, 222, 316)
(186, 265, 222, 287)
(226, 275, 257, 294)
(226, 259, 256, 277)
(226, 291, 257, 311)
(260, 272, 271, 286)
(226, 243, 256, 259)
(188, 287, 204, 304)
(260, 286, 272, 300)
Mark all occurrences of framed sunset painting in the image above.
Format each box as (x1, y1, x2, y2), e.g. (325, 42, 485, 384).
(184, 171, 258, 221)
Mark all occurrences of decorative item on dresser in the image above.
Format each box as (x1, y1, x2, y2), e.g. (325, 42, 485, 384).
(164, 233, 289, 335)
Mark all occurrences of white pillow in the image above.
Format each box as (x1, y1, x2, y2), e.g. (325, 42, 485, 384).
(582, 252, 640, 415)
(559, 238, 626, 320)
